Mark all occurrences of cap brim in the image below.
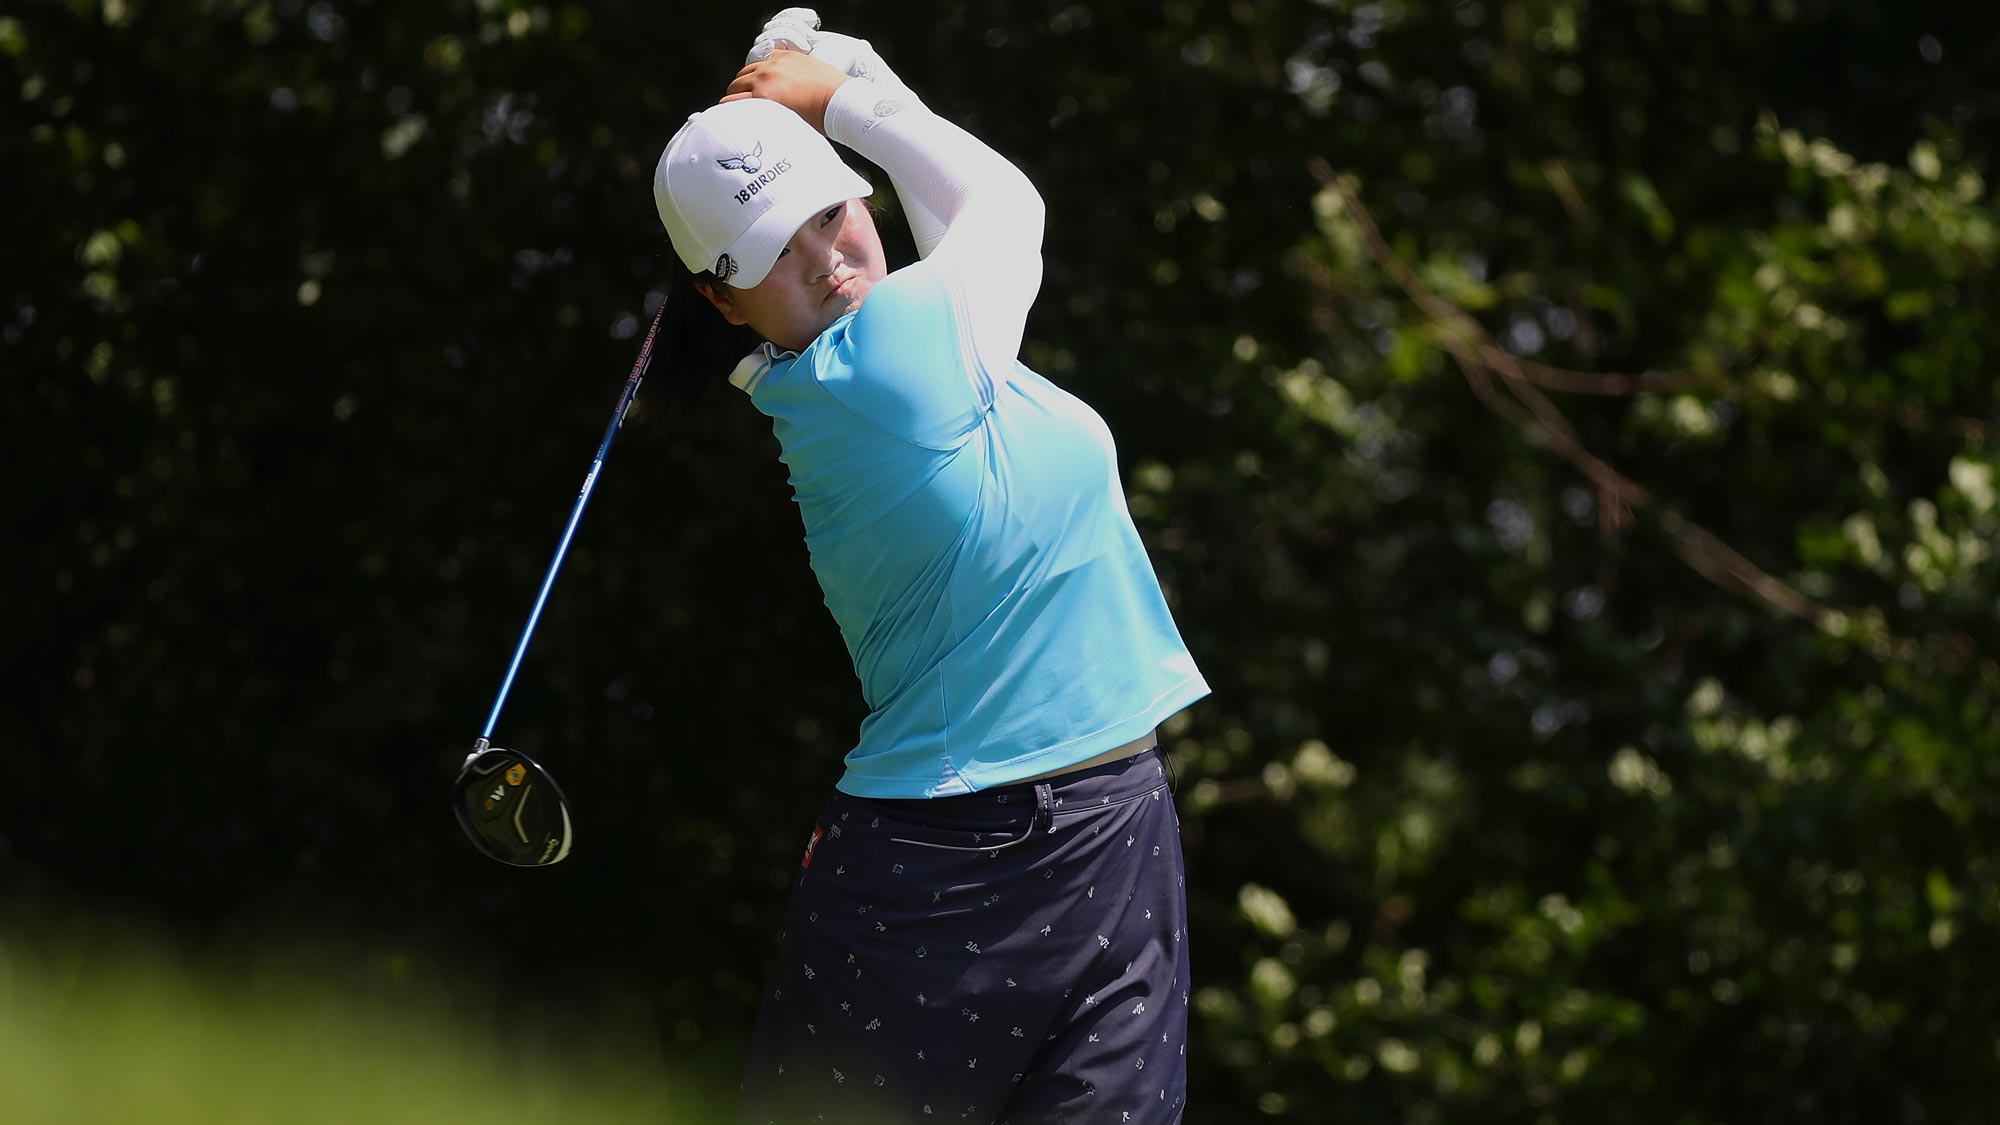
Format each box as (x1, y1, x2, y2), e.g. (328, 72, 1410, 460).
(720, 166, 874, 288)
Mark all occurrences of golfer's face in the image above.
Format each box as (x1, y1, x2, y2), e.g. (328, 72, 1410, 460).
(721, 199, 888, 352)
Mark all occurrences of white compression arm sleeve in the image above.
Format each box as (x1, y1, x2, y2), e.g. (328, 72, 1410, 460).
(824, 78, 1046, 384)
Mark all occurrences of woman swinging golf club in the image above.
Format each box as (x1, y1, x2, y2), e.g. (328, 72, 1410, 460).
(654, 12, 1209, 1122)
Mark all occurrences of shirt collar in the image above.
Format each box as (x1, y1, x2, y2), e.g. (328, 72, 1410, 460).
(727, 340, 796, 395)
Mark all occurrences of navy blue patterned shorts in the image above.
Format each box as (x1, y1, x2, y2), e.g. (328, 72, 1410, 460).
(738, 748, 1189, 1124)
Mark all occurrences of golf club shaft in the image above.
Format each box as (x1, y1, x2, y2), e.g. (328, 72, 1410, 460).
(479, 300, 670, 744)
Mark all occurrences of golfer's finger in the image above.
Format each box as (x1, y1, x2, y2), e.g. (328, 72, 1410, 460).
(719, 92, 752, 103)
(724, 64, 763, 97)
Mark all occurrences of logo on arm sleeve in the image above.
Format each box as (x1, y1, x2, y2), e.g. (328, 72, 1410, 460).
(858, 98, 905, 135)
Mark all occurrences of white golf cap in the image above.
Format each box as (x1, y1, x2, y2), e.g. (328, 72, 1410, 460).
(653, 98, 872, 289)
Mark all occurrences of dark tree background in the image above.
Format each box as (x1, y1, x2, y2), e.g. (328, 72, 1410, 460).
(5, 0, 1998, 1120)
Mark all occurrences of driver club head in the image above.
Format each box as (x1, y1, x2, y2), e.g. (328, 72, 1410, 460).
(453, 745, 573, 866)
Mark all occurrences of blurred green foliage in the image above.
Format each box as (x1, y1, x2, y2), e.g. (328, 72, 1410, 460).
(4, 0, 1997, 1121)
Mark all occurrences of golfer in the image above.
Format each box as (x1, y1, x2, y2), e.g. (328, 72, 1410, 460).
(654, 14, 1208, 1122)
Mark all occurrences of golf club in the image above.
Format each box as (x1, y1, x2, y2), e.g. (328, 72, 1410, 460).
(452, 297, 670, 866)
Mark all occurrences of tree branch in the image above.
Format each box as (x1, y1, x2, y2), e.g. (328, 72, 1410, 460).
(1305, 159, 1829, 633)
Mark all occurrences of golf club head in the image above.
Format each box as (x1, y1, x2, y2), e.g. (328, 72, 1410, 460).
(453, 744, 573, 866)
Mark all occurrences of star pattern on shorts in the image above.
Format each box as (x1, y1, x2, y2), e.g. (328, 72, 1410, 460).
(758, 779, 1188, 1113)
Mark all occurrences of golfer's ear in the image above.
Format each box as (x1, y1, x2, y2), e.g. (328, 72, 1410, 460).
(695, 281, 750, 326)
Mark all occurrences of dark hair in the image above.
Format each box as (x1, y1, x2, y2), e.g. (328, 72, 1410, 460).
(657, 257, 761, 404)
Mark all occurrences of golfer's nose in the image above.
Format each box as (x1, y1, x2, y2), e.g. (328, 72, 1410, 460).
(814, 240, 843, 281)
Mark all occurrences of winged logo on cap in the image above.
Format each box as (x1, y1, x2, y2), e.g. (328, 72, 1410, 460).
(716, 144, 764, 175)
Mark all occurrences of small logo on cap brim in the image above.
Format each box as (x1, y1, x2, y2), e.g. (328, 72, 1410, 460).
(714, 253, 738, 282)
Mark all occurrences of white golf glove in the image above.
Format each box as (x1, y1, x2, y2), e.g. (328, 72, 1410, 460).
(746, 8, 926, 110)
(745, 7, 820, 58)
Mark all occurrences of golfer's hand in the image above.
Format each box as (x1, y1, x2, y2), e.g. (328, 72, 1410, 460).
(722, 49, 851, 135)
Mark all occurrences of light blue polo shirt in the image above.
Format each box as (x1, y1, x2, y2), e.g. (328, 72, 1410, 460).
(735, 260, 1208, 797)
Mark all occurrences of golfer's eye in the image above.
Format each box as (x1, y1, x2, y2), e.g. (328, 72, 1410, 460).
(820, 205, 841, 225)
